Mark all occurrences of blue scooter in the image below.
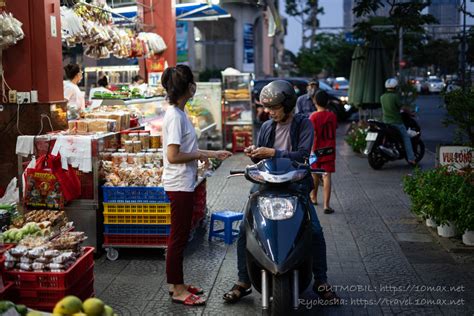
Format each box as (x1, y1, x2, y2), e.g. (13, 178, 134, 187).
(230, 158, 325, 315)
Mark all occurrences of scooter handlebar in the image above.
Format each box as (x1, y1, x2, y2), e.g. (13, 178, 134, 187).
(229, 170, 245, 175)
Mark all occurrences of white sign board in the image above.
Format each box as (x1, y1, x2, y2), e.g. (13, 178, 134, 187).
(438, 146, 473, 171)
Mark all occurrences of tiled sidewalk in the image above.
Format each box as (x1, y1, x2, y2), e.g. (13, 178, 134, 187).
(94, 125, 474, 316)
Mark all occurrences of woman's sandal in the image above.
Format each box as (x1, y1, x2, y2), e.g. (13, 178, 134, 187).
(314, 283, 341, 305)
(169, 285, 204, 296)
(324, 207, 335, 214)
(171, 293, 206, 306)
(223, 284, 252, 303)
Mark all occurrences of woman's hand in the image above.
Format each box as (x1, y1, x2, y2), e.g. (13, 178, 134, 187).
(244, 145, 256, 158)
(213, 150, 233, 161)
(250, 147, 276, 159)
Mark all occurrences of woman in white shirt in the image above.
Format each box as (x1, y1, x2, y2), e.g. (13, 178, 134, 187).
(63, 64, 85, 120)
(161, 65, 232, 306)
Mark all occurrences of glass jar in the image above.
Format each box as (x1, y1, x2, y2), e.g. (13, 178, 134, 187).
(124, 141, 134, 153)
(136, 153, 146, 165)
(150, 135, 161, 149)
(133, 141, 142, 153)
(145, 152, 153, 164)
(129, 133, 139, 142)
(141, 133, 150, 150)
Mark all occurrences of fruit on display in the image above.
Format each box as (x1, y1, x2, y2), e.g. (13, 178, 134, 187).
(51, 296, 117, 316)
(1, 223, 45, 243)
(0, 301, 28, 316)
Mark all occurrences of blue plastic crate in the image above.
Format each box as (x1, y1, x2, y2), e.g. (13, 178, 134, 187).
(104, 224, 171, 235)
(102, 186, 170, 203)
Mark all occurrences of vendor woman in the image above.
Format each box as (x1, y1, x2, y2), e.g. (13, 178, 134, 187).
(63, 63, 85, 120)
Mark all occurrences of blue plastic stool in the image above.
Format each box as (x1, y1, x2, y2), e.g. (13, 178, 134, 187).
(208, 211, 243, 244)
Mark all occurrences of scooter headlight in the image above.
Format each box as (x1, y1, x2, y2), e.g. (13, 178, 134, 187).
(258, 196, 297, 220)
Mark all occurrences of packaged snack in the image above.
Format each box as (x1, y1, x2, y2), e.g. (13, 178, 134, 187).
(10, 246, 28, 257)
(44, 249, 61, 258)
(32, 262, 45, 270)
(19, 263, 32, 271)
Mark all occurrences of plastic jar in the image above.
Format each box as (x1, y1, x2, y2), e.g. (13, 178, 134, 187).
(136, 153, 146, 165)
(133, 141, 142, 153)
(124, 141, 134, 153)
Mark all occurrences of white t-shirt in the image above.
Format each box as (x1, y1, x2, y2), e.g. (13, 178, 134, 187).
(63, 80, 85, 111)
(162, 105, 198, 192)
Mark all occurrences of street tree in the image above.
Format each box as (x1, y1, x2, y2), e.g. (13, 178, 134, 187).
(352, 0, 437, 74)
(295, 33, 355, 77)
(285, 0, 324, 49)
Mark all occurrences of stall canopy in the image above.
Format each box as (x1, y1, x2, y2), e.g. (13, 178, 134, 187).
(111, 4, 231, 23)
(176, 3, 231, 21)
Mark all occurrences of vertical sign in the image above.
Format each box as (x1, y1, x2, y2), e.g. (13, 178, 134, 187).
(243, 23, 254, 72)
(176, 21, 189, 64)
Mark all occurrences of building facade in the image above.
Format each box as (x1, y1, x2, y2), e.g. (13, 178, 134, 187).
(428, 0, 460, 40)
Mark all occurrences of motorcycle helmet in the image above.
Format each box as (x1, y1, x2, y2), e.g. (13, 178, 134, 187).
(385, 78, 399, 89)
(259, 80, 297, 114)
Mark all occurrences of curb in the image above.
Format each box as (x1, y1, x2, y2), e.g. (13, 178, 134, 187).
(420, 218, 474, 253)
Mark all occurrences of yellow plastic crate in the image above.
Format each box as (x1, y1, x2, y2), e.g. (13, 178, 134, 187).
(104, 213, 171, 225)
(103, 203, 171, 215)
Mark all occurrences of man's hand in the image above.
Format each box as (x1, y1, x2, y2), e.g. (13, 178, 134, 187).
(250, 147, 276, 159)
(244, 145, 256, 157)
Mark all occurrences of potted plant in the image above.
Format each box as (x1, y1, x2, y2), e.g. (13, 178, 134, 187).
(345, 121, 368, 153)
(454, 170, 474, 245)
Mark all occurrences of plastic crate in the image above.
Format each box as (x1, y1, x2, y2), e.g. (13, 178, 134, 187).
(103, 213, 171, 225)
(104, 224, 170, 235)
(104, 234, 169, 246)
(5, 247, 94, 289)
(0, 281, 14, 300)
(103, 203, 170, 215)
(102, 186, 169, 203)
(13, 275, 94, 311)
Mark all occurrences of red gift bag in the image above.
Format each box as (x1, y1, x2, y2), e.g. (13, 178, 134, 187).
(24, 153, 81, 209)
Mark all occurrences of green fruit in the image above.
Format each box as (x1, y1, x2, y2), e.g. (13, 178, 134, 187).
(15, 304, 28, 315)
(54, 296, 83, 315)
(0, 300, 15, 313)
(26, 311, 43, 316)
(82, 298, 104, 316)
(102, 305, 114, 316)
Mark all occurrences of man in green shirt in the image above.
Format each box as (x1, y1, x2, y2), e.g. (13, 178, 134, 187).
(380, 78, 416, 165)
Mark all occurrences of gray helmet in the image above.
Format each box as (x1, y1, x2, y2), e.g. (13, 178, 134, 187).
(259, 80, 297, 114)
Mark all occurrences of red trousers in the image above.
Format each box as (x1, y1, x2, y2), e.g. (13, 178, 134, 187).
(165, 190, 195, 285)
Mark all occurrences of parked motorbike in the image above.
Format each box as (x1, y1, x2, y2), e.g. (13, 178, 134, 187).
(364, 111, 425, 169)
(229, 158, 325, 315)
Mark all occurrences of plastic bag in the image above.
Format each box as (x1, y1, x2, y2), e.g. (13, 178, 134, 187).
(0, 177, 18, 205)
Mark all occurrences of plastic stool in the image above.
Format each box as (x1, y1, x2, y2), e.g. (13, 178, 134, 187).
(208, 211, 244, 244)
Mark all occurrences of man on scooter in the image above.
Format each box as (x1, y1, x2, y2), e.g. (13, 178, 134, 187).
(381, 78, 416, 166)
(223, 80, 340, 305)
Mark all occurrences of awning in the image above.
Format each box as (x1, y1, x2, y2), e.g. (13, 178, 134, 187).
(176, 3, 231, 21)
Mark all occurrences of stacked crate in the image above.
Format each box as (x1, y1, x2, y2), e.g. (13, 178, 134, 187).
(102, 187, 171, 260)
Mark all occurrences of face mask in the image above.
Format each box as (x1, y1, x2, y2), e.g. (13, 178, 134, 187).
(294, 88, 300, 95)
(307, 88, 314, 96)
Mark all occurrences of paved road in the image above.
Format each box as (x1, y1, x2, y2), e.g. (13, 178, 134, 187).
(93, 123, 473, 316)
(415, 95, 457, 154)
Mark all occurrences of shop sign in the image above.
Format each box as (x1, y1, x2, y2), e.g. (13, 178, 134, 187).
(177, 21, 189, 64)
(243, 23, 254, 72)
(146, 55, 166, 73)
(437, 145, 473, 171)
(148, 72, 162, 87)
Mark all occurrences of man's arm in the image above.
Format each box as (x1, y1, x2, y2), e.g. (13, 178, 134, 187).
(294, 97, 301, 114)
(274, 119, 314, 163)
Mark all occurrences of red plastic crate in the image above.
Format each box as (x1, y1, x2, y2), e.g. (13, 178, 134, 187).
(0, 281, 14, 300)
(104, 234, 169, 246)
(0, 244, 15, 255)
(5, 247, 94, 289)
(13, 275, 94, 312)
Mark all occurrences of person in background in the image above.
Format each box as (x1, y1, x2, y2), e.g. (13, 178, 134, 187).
(89, 75, 111, 101)
(132, 75, 145, 85)
(161, 65, 232, 306)
(63, 64, 85, 119)
(295, 79, 319, 117)
(380, 78, 416, 166)
(309, 90, 337, 214)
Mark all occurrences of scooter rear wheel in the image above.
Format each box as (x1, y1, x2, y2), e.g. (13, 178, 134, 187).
(272, 273, 292, 315)
(368, 149, 385, 170)
(411, 140, 425, 163)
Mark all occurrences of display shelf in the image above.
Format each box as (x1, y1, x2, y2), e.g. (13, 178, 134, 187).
(225, 121, 253, 126)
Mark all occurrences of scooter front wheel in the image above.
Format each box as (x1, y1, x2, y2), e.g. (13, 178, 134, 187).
(271, 273, 292, 315)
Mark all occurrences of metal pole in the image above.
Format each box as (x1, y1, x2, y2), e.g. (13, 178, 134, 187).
(399, 26, 403, 83)
(261, 270, 269, 310)
(461, 0, 467, 90)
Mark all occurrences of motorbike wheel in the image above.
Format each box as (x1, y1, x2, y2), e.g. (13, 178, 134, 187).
(368, 148, 385, 170)
(271, 273, 292, 316)
(412, 139, 425, 163)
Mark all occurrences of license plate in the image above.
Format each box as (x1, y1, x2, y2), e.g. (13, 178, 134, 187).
(366, 132, 378, 141)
